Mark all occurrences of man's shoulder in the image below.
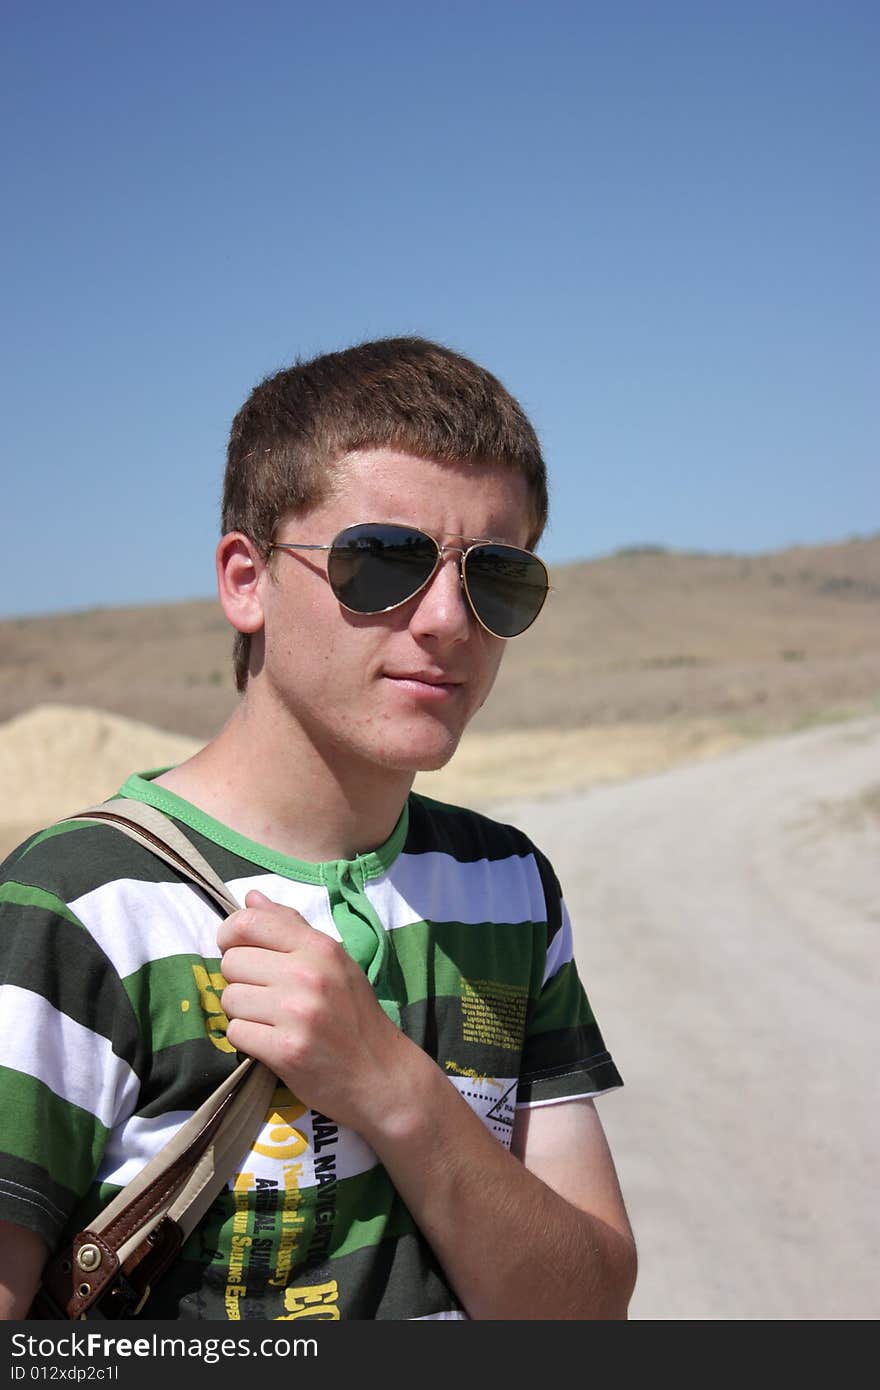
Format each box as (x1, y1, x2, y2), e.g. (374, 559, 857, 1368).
(403, 793, 564, 932)
(406, 791, 550, 867)
(0, 810, 171, 906)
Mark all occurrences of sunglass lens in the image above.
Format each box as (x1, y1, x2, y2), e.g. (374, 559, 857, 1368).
(327, 524, 438, 613)
(464, 545, 549, 637)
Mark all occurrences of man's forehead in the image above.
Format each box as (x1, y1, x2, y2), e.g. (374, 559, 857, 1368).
(326, 445, 534, 504)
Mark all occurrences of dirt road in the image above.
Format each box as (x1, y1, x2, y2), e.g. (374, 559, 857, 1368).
(494, 715, 879, 1320)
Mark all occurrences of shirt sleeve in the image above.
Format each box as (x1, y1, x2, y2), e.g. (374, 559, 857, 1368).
(0, 838, 141, 1248)
(517, 850, 623, 1107)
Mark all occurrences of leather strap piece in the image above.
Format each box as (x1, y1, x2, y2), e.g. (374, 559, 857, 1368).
(28, 800, 279, 1319)
(36, 1218, 186, 1321)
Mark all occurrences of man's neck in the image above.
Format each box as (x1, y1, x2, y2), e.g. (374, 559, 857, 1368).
(153, 697, 413, 864)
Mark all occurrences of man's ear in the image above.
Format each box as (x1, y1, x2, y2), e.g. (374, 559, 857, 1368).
(216, 532, 267, 635)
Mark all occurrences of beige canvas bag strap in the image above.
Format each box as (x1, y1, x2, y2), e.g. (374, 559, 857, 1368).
(66, 796, 242, 916)
(88, 1053, 276, 1254)
(32, 799, 278, 1319)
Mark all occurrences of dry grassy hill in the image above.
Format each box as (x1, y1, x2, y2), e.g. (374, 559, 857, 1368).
(491, 534, 880, 734)
(3, 535, 878, 740)
(1, 533, 877, 854)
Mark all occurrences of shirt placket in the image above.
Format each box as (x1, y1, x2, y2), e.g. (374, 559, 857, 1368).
(322, 859, 402, 1028)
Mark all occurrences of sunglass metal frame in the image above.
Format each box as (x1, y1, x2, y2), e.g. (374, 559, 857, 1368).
(267, 522, 549, 639)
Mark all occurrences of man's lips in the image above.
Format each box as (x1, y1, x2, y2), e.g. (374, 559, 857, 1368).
(383, 671, 464, 695)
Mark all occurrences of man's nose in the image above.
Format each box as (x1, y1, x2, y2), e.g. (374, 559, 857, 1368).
(408, 550, 472, 643)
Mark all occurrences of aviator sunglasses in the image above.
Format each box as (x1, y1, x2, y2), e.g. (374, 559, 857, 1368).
(268, 522, 550, 639)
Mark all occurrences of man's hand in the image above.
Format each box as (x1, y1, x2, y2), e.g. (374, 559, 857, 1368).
(218, 890, 414, 1129)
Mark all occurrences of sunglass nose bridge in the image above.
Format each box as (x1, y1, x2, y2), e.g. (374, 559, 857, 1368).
(434, 543, 469, 590)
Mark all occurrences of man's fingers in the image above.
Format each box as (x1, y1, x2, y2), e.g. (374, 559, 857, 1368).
(224, 1015, 278, 1064)
(220, 944, 281, 987)
(216, 897, 315, 952)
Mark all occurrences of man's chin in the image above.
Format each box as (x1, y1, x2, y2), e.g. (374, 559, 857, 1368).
(385, 731, 463, 776)
(413, 746, 460, 773)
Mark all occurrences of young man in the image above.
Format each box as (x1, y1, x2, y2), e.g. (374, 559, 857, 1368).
(0, 337, 636, 1320)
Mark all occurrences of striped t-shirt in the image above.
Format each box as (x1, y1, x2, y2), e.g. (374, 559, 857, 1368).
(0, 770, 622, 1320)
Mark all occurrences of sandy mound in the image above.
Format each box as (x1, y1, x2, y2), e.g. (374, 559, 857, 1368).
(0, 704, 201, 854)
(1, 702, 753, 858)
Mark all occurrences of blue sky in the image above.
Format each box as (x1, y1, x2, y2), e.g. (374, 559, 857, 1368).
(3, 0, 877, 618)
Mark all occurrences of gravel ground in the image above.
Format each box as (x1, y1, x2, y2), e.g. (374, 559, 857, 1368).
(493, 715, 880, 1321)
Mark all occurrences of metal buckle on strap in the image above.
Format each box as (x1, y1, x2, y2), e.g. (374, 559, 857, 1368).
(86, 1270, 148, 1320)
(131, 1283, 152, 1317)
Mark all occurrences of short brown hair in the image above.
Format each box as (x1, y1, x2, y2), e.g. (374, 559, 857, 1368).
(222, 335, 548, 690)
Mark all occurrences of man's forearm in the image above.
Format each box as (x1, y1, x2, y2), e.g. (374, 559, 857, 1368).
(362, 1050, 637, 1321)
(0, 1222, 49, 1320)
